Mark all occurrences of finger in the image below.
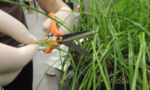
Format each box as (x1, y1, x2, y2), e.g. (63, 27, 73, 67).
(42, 18, 52, 37)
(38, 37, 57, 51)
(0, 43, 38, 73)
(38, 46, 48, 51)
(0, 10, 38, 44)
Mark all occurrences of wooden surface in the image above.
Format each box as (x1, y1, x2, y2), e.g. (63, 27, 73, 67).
(24, 0, 33, 13)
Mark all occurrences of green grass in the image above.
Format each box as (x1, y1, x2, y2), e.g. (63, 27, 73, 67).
(68, 0, 150, 90)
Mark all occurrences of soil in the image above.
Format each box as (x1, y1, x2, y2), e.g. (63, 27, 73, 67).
(109, 72, 130, 83)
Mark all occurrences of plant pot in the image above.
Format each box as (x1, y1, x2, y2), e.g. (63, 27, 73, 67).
(55, 64, 132, 90)
(100, 82, 130, 90)
(55, 65, 80, 90)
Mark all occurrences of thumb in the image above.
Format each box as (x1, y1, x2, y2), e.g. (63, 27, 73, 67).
(0, 43, 38, 73)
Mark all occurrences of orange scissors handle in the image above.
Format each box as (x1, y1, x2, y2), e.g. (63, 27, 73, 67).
(42, 13, 62, 53)
(48, 13, 62, 36)
(42, 38, 60, 53)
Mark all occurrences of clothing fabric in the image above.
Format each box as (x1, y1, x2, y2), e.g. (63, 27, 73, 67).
(0, 0, 33, 90)
(0, 0, 27, 46)
(3, 60, 33, 90)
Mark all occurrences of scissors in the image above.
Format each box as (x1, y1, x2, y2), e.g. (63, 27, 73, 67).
(42, 13, 97, 57)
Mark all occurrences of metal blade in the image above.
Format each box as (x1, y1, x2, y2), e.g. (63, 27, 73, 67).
(63, 42, 92, 57)
(62, 30, 97, 41)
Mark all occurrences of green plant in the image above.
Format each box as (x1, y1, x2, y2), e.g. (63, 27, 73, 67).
(1, 0, 150, 90)
(67, 0, 150, 90)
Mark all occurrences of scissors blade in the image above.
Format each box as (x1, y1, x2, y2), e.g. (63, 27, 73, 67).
(62, 42, 92, 57)
(62, 30, 97, 41)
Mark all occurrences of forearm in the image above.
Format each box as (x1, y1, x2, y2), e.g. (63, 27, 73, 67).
(39, 0, 70, 13)
(0, 69, 22, 86)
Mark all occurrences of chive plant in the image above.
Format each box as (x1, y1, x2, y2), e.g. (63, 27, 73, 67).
(1, 0, 150, 90)
(66, 0, 150, 90)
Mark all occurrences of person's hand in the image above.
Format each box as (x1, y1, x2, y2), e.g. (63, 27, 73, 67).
(42, 7, 74, 37)
(41, 7, 74, 52)
(0, 10, 38, 86)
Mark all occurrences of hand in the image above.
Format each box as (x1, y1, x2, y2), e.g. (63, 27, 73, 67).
(42, 7, 75, 36)
(0, 10, 38, 86)
(41, 7, 74, 52)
